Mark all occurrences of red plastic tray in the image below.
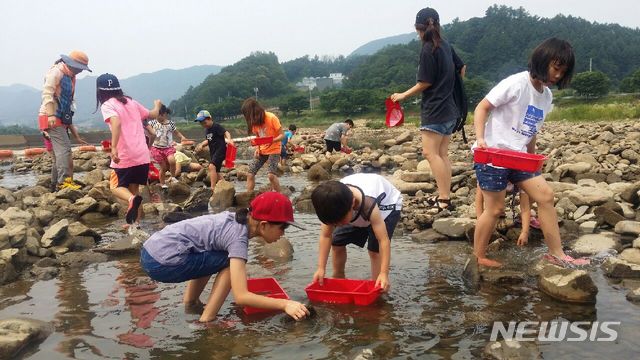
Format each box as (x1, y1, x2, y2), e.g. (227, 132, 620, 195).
(305, 278, 382, 305)
(250, 136, 273, 146)
(474, 147, 547, 172)
(225, 143, 237, 168)
(243, 277, 290, 315)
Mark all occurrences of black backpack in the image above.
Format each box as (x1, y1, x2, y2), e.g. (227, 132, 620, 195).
(452, 69, 468, 143)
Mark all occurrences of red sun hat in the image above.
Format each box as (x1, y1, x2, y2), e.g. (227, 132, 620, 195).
(250, 192, 304, 229)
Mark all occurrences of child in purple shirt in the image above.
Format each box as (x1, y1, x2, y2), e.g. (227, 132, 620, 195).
(141, 192, 310, 323)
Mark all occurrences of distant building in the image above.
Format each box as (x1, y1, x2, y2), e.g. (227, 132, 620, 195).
(296, 73, 346, 91)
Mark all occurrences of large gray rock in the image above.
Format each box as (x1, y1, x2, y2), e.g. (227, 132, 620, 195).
(620, 181, 640, 206)
(602, 257, 640, 278)
(57, 251, 109, 267)
(593, 206, 625, 227)
(566, 186, 613, 206)
(0, 249, 19, 284)
(620, 248, 640, 265)
(68, 221, 101, 241)
(400, 171, 433, 183)
(0, 228, 9, 250)
(553, 161, 592, 179)
(484, 340, 541, 360)
(34, 209, 54, 226)
(570, 232, 621, 255)
(210, 180, 236, 211)
(0, 207, 33, 225)
(40, 219, 69, 248)
(538, 263, 598, 303)
(0, 318, 53, 359)
(432, 218, 475, 238)
(162, 211, 194, 223)
(614, 220, 640, 236)
(395, 130, 413, 145)
(410, 229, 448, 243)
(55, 187, 83, 202)
(181, 187, 213, 212)
(82, 168, 105, 185)
(8, 225, 27, 248)
(261, 237, 294, 260)
(391, 178, 434, 195)
(627, 288, 640, 303)
(168, 182, 192, 197)
(307, 163, 331, 182)
(69, 196, 98, 216)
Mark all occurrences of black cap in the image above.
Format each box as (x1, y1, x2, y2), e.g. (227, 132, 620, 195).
(415, 7, 439, 26)
(96, 73, 121, 91)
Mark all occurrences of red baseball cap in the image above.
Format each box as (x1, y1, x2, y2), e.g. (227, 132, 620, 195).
(250, 192, 304, 229)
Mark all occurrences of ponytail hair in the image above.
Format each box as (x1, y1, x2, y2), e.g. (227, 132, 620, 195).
(235, 208, 249, 224)
(417, 19, 442, 51)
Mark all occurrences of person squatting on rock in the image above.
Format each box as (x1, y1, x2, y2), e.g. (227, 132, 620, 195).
(241, 98, 284, 193)
(323, 119, 353, 153)
(96, 73, 162, 227)
(472, 37, 589, 268)
(194, 110, 234, 191)
(311, 173, 403, 292)
(390, 8, 466, 213)
(38, 50, 91, 191)
(140, 192, 310, 322)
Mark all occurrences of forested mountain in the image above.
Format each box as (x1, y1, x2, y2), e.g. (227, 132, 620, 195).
(157, 6, 640, 119)
(170, 52, 292, 118)
(282, 55, 367, 82)
(347, 5, 640, 87)
(349, 33, 415, 57)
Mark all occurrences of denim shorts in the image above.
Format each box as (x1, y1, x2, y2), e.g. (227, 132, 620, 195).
(420, 118, 458, 136)
(332, 209, 401, 253)
(140, 247, 230, 283)
(474, 163, 540, 192)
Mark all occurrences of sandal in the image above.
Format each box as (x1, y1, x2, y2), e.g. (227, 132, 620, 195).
(430, 198, 455, 212)
(543, 253, 590, 268)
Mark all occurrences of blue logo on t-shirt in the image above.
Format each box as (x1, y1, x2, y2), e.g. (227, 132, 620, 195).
(517, 105, 544, 137)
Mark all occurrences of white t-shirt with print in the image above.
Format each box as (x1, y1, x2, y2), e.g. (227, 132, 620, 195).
(478, 71, 553, 152)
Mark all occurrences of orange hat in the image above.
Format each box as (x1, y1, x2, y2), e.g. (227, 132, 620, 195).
(60, 50, 91, 72)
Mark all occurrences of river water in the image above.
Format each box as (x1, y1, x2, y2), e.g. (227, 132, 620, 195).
(0, 171, 639, 359)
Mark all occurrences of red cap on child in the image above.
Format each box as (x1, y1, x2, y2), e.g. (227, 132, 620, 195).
(250, 192, 304, 229)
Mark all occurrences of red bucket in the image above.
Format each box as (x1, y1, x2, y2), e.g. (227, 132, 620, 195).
(474, 148, 547, 172)
(101, 140, 111, 152)
(243, 278, 290, 315)
(385, 98, 404, 128)
(305, 278, 382, 306)
(148, 163, 160, 182)
(250, 136, 273, 146)
(225, 143, 237, 168)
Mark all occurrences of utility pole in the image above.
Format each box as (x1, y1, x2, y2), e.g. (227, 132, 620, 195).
(589, 58, 592, 72)
(309, 86, 313, 112)
(254, 87, 259, 102)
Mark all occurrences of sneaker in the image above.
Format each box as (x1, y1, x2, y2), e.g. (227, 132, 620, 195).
(161, 184, 168, 189)
(543, 253, 590, 268)
(125, 195, 143, 224)
(58, 177, 81, 191)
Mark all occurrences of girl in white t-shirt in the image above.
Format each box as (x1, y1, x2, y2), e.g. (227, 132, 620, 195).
(473, 38, 589, 268)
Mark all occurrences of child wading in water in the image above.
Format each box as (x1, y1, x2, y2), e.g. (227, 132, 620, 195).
(140, 192, 310, 322)
(473, 38, 589, 268)
(194, 110, 233, 191)
(311, 173, 403, 292)
(97, 73, 162, 226)
(148, 105, 191, 188)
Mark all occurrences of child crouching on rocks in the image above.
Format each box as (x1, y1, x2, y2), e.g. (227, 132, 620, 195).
(140, 192, 310, 322)
(472, 38, 589, 268)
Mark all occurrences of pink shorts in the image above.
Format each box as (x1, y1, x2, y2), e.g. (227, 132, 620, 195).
(44, 138, 53, 152)
(150, 146, 176, 163)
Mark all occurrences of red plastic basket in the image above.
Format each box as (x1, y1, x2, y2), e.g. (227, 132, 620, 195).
(243, 277, 290, 315)
(225, 143, 237, 168)
(250, 136, 273, 146)
(294, 146, 305, 153)
(101, 140, 111, 152)
(305, 278, 382, 306)
(474, 147, 547, 172)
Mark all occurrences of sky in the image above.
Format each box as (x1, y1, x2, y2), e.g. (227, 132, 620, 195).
(1, 0, 637, 88)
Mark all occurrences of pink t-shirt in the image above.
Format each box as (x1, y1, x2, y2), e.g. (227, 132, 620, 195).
(101, 98, 150, 168)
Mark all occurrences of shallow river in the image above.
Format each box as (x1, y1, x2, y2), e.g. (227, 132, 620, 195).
(0, 172, 639, 359)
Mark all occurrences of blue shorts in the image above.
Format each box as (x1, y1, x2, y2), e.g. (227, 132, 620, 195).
(280, 146, 288, 159)
(420, 118, 457, 136)
(474, 163, 540, 192)
(332, 209, 401, 253)
(140, 247, 230, 283)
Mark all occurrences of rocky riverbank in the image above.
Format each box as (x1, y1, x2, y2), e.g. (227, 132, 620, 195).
(1, 120, 640, 358)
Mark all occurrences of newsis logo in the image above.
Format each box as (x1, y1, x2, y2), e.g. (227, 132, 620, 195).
(490, 321, 620, 342)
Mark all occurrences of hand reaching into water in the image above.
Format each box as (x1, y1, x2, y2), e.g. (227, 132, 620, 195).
(284, 300, 310, 321)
